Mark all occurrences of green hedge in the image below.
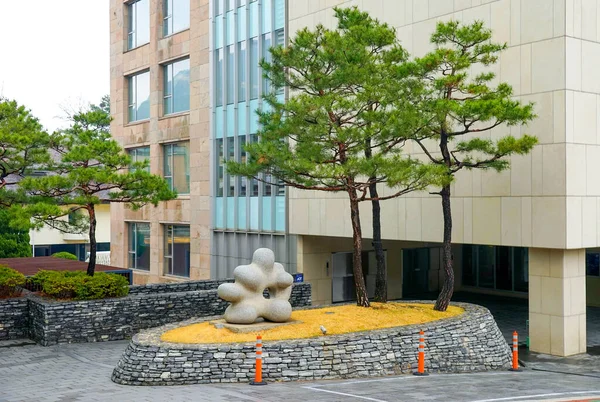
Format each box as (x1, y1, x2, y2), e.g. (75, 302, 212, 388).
(51, 252, 78, 260)
(0, 265, 26, 298)
(31, 270, 129, 300)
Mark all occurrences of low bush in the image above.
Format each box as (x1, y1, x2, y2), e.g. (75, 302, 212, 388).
(31, 270, 129, 300)
(51, 252, 78, 260)
(0, 265, 26, 298)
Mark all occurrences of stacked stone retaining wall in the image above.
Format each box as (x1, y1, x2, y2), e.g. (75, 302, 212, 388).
(0, 297, 29, 341)
(111, 302, 511, 385)
(27, 283, 311, 346)
(128, 279, 233, 295)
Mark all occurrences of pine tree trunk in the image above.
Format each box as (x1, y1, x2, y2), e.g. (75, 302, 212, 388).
(363, 136, 386, 302)
(434, 184, 454, 311)
(348, 188, 370, 307)
(370, 181, 387, 303)
(86, 204, 97, 277)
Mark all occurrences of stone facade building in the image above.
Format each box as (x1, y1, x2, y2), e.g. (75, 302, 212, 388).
(110, 0, 600, 356)
(109, 0, 211, 282)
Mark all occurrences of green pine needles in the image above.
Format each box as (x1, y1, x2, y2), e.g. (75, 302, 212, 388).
(19, 97, 177, 276)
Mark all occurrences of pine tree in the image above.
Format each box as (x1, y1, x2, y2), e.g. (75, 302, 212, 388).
(403, 21, 537, 311)
(0, 98, 51, 207)
(20, 98, 177, 276)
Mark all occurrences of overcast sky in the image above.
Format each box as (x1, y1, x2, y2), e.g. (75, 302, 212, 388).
(0, 1, 109, 132)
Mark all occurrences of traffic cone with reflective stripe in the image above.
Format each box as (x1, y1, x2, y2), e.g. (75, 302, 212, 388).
(509, 331, 521, 372)
(250, 335, 267, 385)
(413, 330, 429, 376)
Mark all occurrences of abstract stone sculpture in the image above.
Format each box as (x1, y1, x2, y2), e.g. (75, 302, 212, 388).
(217, 248, 294, 324)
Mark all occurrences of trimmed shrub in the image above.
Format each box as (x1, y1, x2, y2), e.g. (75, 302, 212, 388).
(32, 270, 129, 300)
(51, 252, 78, 260)
(0, 265, 26, 298)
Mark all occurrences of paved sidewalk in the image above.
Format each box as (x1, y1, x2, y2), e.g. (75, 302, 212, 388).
(0, 340, 598, 402)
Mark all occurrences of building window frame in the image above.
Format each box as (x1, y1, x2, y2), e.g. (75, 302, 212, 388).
(163, 58, 191, 115)
(163, 141, 190, 195)
(128, 146, 151, 172)
(163, 224, 190, 277)
(128, 70, 150, 123)
(128, 222, 151, 271)
(163, 0, 190, 37)
(127, 0, 150, 50)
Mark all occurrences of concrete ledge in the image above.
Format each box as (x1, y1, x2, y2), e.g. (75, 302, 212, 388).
(111, 301, 511, 385)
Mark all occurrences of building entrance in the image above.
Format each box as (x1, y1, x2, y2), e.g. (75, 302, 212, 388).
(402, 248, 431, 298)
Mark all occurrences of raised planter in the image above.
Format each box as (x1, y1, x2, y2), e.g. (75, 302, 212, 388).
(28, 283, 311, 346)
(111, 302, 511, 386)
(0, 296, 29, 341)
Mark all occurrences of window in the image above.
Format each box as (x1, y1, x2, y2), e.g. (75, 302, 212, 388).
(238, 41, 246, 102)
(127, 0, 149, 50)
(163, 142, 190, 194)
(164, 225, 190, 277)
(163, 58, 190, 115)
(128, 223, 150, 271)
(249, 37, 259, 99)
(332, 251, 381, 303)
(215, 49, 224, 107)
(238, 135, 247, 196)
(226, 137, 235, 196)
(163, 0, 190, 36)
(226, 45, 235, 104)
(262, 33, 272, 94)
(128, 146, 150, 172)
(274, 28, 284, 94)
(128, 71, 150, 122)
(587, 249, 600, 276)
(216, 138, 224, 196)
(250, 134, 259, 196)
(461, 245, 529, 292)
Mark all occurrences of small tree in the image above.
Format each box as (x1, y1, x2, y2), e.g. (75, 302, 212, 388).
(0, 98, 51, 207)
(21, 99, 177, 276)
(404, 21, 537, 311)
(228, 8, 444, 306)
(0, 209, 31, 258)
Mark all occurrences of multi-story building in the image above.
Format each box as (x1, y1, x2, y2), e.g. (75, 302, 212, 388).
(110, 0, 600, 356)
(109, 0, 211, 283)
(109, 0, 292, 283)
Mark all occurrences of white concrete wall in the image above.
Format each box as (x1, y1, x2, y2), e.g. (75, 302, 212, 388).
(29, 204, 111, 246)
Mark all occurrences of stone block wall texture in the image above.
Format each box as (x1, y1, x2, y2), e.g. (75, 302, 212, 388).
(0, 297, 29, 341)
(28, 283, 310, 346)
(111, 302, 511, 385)
(128, 279, 233, 295)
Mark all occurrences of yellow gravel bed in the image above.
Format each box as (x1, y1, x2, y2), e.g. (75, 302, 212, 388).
(161, 303, 464, 344)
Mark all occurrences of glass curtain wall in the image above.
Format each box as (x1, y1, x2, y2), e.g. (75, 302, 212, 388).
(461, 245, 529, 293)
(212, 0, 285, 233)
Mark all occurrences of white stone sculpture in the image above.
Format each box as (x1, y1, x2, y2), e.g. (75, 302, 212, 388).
(217, 248, 294, 324)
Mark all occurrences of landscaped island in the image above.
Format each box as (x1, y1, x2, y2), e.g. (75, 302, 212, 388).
(112, 301, 511, 386)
